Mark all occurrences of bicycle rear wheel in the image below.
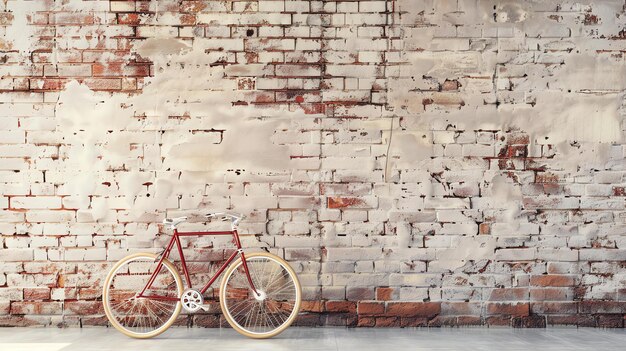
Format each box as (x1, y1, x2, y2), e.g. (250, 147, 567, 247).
(102, 253, 183, 338)
(220, 252, 301, 338)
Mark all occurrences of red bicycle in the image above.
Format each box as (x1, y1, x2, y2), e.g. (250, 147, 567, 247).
(102, 212, 302, 339)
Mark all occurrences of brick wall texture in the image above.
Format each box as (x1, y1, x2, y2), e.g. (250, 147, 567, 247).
(1, 0, 626, 328)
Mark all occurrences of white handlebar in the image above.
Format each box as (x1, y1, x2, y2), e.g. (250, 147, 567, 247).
(205, 212, 245, 226)
(162, 212, 245, 229)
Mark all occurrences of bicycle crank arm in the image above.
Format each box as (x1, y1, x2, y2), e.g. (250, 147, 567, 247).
(198, 304, 211, 312)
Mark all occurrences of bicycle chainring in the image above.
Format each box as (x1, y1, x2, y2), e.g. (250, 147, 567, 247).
(181, 289, 203, 313)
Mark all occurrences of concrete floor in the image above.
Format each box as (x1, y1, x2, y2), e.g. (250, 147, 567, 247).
(0, 327, 625, 351)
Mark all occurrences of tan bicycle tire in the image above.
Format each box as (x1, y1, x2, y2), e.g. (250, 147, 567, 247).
(219, 252, 302, 339)
(102, 252, 183, 339)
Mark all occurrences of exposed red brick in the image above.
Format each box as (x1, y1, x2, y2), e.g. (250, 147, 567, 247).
(580, 301, 626, 314)
(325, 301, 356, 313)
(181, 1, 208, 13)
(357, 302, 384, 315)
(357, 316, 376, 327)
(457, 316, 483, 326)
(597, 315, 624, 328)
(117, 13, 140, 25)
(478, 223, 491, 234)
(254, 92, 275, 103)
(535, 172, 560, 183)
(489, 288, 529, 301)
(83, 78, 122, 91)
(0, 302, 9, 315)
(347, 287, 374, 301)
(180, 14, 196, 25)
(78, 288, 102, 300)
(530, 275, 575, 287)
(327, 197, 364, 209)
(530, 288, 573, 301)
(244, 52, 258, 63)
(499, 145, 527, 158)
(92, 63, 122, 76)
(297, 103, 326, 115)
(23, 288, 50, 300)
(376, 287, 394, 301)
(29, 78, 66, 91)
(613, 187, 626, 196)
(10, 302, 62, 315)
(488, 288, 529, 301)
(293, 314, 323, 327)
(126, 64, 151, 77)
(531, 302, 578, 314)
(237, 77, 256, 90)
(402, 317, 429, 327)
(375, 316, 400, 327)
(583, 13, 599, 25)
(498, 159, 515, 170)
(546, 315, 593, 327)
(0, 316, 47, 327)
(64, 301, 103, 315)
(0, 12, 14, 25)
(194, 314, 220, 328)
(512, 315, 546, 328)
(80, 315, 109, 326)
(325, 313, 357, 326)
(485, 316, 512, 326)
(485, 302, 529, 316)
(507, 133, 530, 145)
(385, 302, 441, 318)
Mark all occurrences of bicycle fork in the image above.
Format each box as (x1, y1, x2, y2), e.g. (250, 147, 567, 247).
(239, 250, 260, 297)
(231, 226, 260, 297)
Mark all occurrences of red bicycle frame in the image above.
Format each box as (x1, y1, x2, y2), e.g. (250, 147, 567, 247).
(136, 228, 258, 302)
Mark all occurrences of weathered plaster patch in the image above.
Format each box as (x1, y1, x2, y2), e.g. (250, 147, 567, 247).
(436, 236, 497, 268)
(54, 30, 312, 217)
(136, 37, 192, 57)
(495, 2, 528, 23)
(388, 53, 624, 164)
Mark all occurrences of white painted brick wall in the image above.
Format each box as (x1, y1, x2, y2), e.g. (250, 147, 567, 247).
(0, 0, 624, 328)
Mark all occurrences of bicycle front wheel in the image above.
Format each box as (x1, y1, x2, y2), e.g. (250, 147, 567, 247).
(102, 253, 183, 338)
(220, 252, 301, 338)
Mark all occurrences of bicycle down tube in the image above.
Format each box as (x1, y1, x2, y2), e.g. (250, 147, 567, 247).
(137, 228, 259, 301)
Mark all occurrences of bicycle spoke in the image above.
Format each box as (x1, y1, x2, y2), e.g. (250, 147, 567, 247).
(264, 265, 281, 291)
(229, 300, 253, 319)
(145, 300, 167, 328)
(222, 254, 300, 337)
(148, 299, 175, 318)
(266, 279, 294, 297)
(242, 302, 256, 330)
(103, 255, 181, 338)
(263, 300, 283, 327)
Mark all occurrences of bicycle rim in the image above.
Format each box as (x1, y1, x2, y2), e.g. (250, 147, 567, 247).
(220, 253, 301, 338)
(103, 253, 183, 338)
